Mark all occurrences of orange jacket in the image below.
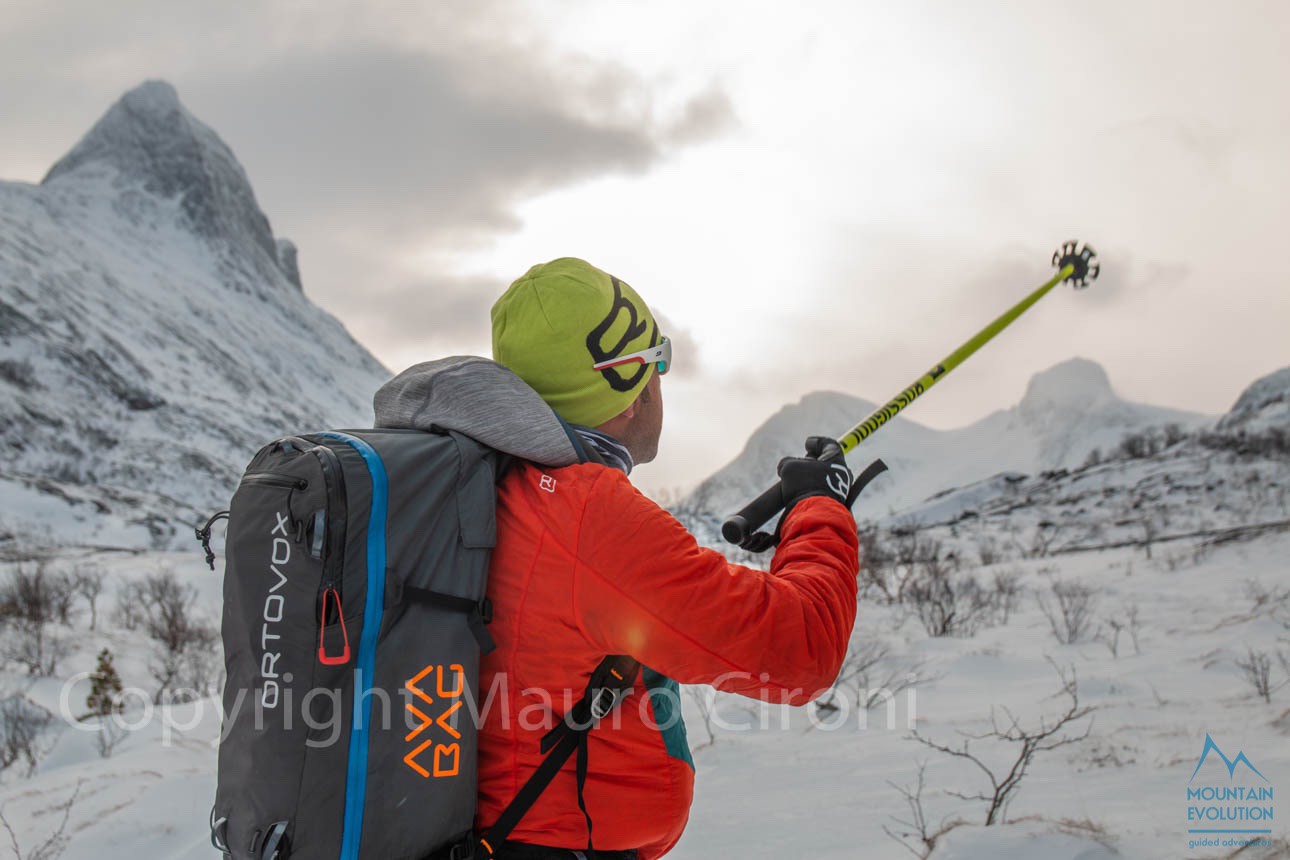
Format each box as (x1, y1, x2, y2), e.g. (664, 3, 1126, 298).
(476, 460, 860, 858)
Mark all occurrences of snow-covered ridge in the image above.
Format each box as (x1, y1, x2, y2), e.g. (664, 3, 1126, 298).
(0, 81, 390, 551)
(1217, 365, 1290, 432)
(690, 356, 1216, 518)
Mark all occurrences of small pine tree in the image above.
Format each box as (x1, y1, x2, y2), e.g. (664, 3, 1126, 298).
(87, 648, 123, 716)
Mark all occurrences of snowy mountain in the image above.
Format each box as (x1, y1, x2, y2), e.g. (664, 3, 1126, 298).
(1216, 365, 1290, 433)
(689, 357, 1213, 519)
(0, 81, 389, 551)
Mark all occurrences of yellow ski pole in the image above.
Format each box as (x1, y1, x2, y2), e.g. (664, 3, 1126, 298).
(722, 241, 1100, 547)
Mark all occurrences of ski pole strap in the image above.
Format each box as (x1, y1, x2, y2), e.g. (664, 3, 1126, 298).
(845, 458, 889, 508)
(401, 585, 497, 654)
(476, 655, 640, 858)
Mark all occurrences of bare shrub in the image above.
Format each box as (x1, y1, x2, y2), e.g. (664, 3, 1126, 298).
(2, 621, 72, 677)
(0, 692, 53, 775)
(1099, 618, 1124, 658)
(72, 568, 106, 631)
(989, 569, 1025, 625)
(891, 519, 934, 566)
(131, 570, 218, 702)
(685, 687, 718, 751)
(138, 572, 201, 650)
(94, 718, 127, 759)
(1028, 520, 1065, 558)
(1037, 579, 1099, 644)
(903, 554, 995, 638)
(975, 536, 1003, 567)
(112, 578, 145, 631)
(827, 639, 926, 714)
(1116, 430, 1162, 460)
(1242, 580, 1290, 623)
(883, 762, 965, 859)
(1198, 427, 1290, 459)
(1161, 423, 1187, 448)
(1235, 647, 1286, 704)
(857, 523, 897, 602)
(0, 779, 81, 860)
(1098, 603, 1143, 658)
(0, 565, 76, 626)
(909, 662, 1094, 826)
(1125, 604, 1143, 654)
(162, 634, 221, 703)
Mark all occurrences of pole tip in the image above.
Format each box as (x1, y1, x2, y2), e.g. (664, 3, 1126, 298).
(1052, 240, 1100, 289)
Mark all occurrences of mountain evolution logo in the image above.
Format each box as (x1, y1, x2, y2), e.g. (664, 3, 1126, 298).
(1184, 732, 1275, 852)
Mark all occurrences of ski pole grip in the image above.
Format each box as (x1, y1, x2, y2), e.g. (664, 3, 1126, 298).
(722, 481, 785, 545)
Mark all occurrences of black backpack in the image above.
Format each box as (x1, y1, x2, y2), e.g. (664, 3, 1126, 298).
(199, 428, 637, 860)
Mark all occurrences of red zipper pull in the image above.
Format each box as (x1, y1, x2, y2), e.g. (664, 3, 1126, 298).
(318, 587, 351, 666)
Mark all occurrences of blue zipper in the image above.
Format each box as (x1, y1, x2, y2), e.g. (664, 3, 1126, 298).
(317, 432, 388, 860)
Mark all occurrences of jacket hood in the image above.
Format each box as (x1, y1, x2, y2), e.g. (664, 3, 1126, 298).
(373, 356, 583, 467)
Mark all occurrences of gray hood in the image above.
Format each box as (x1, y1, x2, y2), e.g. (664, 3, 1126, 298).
(373, 356, 583, 467)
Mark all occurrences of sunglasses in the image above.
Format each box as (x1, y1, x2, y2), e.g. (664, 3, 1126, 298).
(591, 335, 671, 376)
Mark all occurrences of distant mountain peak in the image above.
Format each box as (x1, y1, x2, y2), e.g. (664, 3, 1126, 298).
(42, 80, 296, 289)
(1020, 357, 1115, 415)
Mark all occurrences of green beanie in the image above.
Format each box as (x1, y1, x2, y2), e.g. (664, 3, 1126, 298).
(491, 257, 660, 427)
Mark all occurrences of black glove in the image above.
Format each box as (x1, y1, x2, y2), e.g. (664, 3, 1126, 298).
(737, 437, 854, 552)
(777, 436, 853, 515)
(736, 444, 888, 553)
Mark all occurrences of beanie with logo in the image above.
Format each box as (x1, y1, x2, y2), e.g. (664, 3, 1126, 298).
(491, 258, 660, 428)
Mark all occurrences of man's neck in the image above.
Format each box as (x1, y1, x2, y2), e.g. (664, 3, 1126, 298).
(571, 426, 634, 475)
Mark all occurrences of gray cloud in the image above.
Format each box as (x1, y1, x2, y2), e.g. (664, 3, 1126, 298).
(349, 272, 499, 364)
(186, 47, 674, 245)
(0, 3, 736, 370)
(180, 42, 733, 360)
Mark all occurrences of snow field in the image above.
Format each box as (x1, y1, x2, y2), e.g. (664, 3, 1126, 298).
(670, 531, 1290, 859)
(0, 501, 1285, 858)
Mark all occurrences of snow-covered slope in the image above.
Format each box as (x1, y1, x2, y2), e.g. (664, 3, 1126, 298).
(0, 81, 389, 551)
(4, 426, 1288, 859)
(1217, 365, 1290, 433)
(690, 357, 1213, 518)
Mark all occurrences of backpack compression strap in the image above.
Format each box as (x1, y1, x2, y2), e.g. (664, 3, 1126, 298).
(473, 655, 641, 858)
(401, 585, 497, 654)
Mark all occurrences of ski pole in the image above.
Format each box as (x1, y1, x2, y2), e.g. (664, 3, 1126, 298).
(722, 241, 1101, 547)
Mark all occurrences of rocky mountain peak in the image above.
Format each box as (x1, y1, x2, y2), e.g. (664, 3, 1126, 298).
(41, 80, 297, 289)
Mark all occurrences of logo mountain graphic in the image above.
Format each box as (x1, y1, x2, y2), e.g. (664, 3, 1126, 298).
(1189, 733, 1268, 783)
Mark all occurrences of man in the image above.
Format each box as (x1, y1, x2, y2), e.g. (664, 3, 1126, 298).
(475, 257, 861, 858)
(374, 257, 858, 857)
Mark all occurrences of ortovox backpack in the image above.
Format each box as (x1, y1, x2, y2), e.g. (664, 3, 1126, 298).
(203, 428, 639, 860)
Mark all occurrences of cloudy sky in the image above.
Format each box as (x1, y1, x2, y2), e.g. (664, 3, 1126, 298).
(2, 0, 1287, 494)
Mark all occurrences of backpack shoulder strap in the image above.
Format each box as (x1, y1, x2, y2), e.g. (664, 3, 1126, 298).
(473, 655, 640, 858)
